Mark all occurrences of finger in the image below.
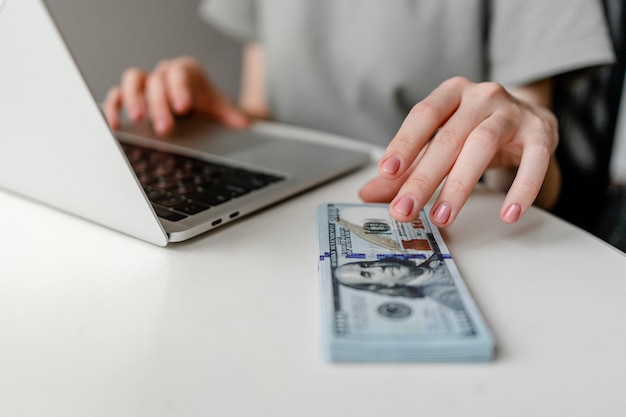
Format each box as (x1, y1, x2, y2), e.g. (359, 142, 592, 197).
(359, 144, 429, 202)
(103, 86, 122, 129)
(164, 63, 194, 115)
(120, 67, 148, 122)
(359, 174, 410, 203)
(378, 77, 467, 179)
(165, 59, 250, 129)
(145, 70, 176, 135)
(388, 103, 488, 222)
(500, 143, 551, 223)
(196, 81, 251, 129)
(430, 112, 516, 227)
(204, 94, 251, 129)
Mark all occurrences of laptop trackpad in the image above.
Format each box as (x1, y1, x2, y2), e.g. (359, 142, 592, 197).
(116, 117, 336, 175)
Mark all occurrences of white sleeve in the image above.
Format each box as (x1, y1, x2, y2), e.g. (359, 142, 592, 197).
(198, 0, 258, 41)
(489, 0, 615, 85)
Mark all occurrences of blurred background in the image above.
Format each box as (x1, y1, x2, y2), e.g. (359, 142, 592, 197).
(45, 0, 626, 251)
(46, 0, 242, 101)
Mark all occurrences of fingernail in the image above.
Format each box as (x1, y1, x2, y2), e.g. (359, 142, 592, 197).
(130, 106, 143, 121)
(155, 119, 170, 134)
(174, 95, 191, 113)
(107, 112, 119, 129)
(503, 203, 521, 223)
(174, 99, 187, 113)
(380, 156, 401, 175)
(392, 196, 415, 217)
(432, 202, 452, 225)
(229, 112, 251, 129)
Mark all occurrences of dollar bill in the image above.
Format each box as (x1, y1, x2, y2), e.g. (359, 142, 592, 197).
(316, 203, 494, 362)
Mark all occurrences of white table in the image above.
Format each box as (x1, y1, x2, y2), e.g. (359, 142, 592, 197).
(1, 131, 625, 417)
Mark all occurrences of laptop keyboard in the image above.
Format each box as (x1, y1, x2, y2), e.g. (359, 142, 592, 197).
(121, 142, 285, 222)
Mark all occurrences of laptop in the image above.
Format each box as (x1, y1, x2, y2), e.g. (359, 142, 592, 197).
(0, 0, 370, 246)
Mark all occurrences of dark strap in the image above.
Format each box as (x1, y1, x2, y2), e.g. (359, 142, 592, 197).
(552, 0, 626, 231)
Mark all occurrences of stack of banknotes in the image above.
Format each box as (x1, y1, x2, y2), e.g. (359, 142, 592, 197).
(316, 203, 494, 362)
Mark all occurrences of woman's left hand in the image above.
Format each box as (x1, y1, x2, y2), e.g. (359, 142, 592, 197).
(359, 76, 559, 228)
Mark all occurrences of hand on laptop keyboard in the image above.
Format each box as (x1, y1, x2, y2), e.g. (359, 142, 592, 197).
(103, 56, 250, 136)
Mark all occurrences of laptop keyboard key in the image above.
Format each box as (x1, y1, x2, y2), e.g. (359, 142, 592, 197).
(173, 200, 210, 215)
(188, 189, 232, 206)
(152, 204, 188, 222)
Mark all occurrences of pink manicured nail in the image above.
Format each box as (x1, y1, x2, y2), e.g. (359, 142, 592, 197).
(228, 112, 252, 129)
(154, 119, 170, 134)
(392, 196, 415, 217)
(432, 202, 452, 225)
(130, 105, 143, 121)
(380, 156, 401, 175)
(174, 98, 188, 113)
(503, 203, 522, 223)
(107, 112, 119, 129)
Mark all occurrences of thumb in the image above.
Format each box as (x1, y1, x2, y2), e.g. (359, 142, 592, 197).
(205, 94, 252, 129)
(194, 85, 251, 129)
(359, 176, 404, 203)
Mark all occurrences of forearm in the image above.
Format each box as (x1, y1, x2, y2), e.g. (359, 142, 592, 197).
(239, 43, 271, 120)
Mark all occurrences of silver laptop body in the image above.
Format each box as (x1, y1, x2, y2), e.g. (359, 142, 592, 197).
(0, 0, 370, 246)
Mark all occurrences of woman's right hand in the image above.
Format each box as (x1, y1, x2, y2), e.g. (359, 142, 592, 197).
(103, 56, 250, 135)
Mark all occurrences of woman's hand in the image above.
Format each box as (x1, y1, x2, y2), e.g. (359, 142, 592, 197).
(103, 56, 250, 135)
(359, 76, 559, 228)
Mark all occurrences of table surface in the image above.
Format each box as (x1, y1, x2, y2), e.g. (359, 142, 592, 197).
(1, 126, 625, 417)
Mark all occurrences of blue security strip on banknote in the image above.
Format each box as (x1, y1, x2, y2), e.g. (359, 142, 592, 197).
(316, 203, 495, 362)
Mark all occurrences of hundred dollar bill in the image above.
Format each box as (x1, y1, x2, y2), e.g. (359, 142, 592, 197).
(316, 203, 494, 362)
